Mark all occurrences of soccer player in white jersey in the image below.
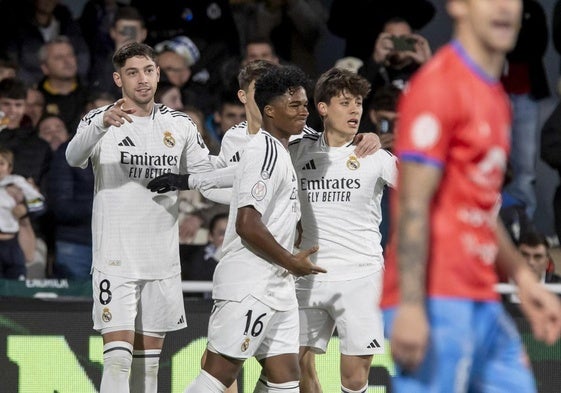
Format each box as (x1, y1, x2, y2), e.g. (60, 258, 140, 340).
(184, 65, 327, 393)
(289, 67, 397, 393)
(65, 42, 215, 393)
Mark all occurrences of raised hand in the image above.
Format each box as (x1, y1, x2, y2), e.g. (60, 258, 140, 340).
(103, 98, 136, 128)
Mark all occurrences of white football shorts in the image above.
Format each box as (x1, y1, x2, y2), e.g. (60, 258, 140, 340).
(207, 295, 299, 360)
(92, 269, 187, 334)
(296, 271, 384, 355)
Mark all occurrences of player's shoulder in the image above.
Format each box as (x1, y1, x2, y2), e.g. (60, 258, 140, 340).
(222, 121, 248, 142)
(156, 104, 198, 130)
(156, 104, 190, 120)
(289, 129, 320, 147)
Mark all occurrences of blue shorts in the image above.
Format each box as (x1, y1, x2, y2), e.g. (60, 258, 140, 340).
(383, 298, 536, 393)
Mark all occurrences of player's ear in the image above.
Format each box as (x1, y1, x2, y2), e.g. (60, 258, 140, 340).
(446, 0, 467, 19)
(264, 104, 274, 118)
(317, 102, 328, 117)
(113, 72, 122, 88)
(237, 89, 247, 104)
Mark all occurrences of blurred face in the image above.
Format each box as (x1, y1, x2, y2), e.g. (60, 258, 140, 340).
(214, 103, 246, 135)
(38, 116, 69, 151)
(0, 67, 16, 81)
(244, 43, 279, 65)
(114, 55, 159, 107)
(519, 243, 549, 280)
(41, 42, 78, 80)
(0, 154, 12, 179)
(160, 87, 184, 110)
(319, 91, 363, 142)
(0, 97, 26, 128)
(450, 0, 522, 53)
(25, 89, 45, 127)
(384, 21, 412, 37)
(110, 20, 147, 49)
(209, 218, 228, 249)
(156, 51, 191, 87)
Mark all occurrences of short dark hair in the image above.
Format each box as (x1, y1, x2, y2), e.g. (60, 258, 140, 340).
(209, 212, 228, 233)
(314, 67, 371, 107)
(113, 6, 145, 27)
(254, 65, 310, 114)
(369, 85, 402, 112)
(0, 78, 27, 100)
(112, 42, 156, 70)
(237, 59, 279, 91)
(518, 231, 549, 249)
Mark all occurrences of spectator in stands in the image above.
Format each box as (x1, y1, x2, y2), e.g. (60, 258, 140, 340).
(87, 5, 147, 96)
(0, 78, 51, 191)
(242, 37, 281, 66)
(359, 17, 432, 94)
(518, 231, 561, 284)
(501, 0, 549, 221)
(154, 35, 216, 115)
(155, 80, 184, 111)
(327, 0, 435, 63)
(183, 104, 220, 155)
(231, 1, 328, 77)
(5, 0, 90, 85)
(24, 87, 45, 129)
(0, 58, 18, 81)
(37, 36, 89, 134)
(206, 90, 246, 144)
(180, 212, 228, 283)
(37, 114, 69, 153)
(48, 139, 94, 280)
(79, 0, 127, 72)
(82, 90, 117, 116)
(0, 147, 45, 280)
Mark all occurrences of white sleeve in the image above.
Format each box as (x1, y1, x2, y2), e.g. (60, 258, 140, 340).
(382, 150, 398, 189)
(66, 108, 109, 168)
(189, 165, 236, 191)
(199, 188, 232, 205)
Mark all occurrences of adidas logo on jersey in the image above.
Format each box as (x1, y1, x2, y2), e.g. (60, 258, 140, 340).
(229, 151, 241, 163)
(177, 315, 185, 325)
(367, 339, 381, 349)
(301, 160, 316, 170)
(118, 136, 135, 147)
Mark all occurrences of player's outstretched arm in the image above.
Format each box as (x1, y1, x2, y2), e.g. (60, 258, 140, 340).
(236, 206, 326, 276)
(496, 222, 561, 345)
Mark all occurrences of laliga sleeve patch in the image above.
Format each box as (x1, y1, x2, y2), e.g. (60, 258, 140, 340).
(251, 180, 267, 201)
(411, 113, 440, 149)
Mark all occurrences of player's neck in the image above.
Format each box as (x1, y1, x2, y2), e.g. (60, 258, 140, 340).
(454, 36, 505, 79)
(247, 114, 261, 134)
(324, 129, 353, 147)
(127, 100, 154, 117)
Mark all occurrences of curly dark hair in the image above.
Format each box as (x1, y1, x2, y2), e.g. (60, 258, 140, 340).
(254, 65, 310, 114)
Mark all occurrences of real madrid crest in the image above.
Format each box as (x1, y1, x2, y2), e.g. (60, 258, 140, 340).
(163, 131, 175, 148)
(241, 337, 250, 352)
(346, 155, 360, 170)
(102, 307, 112, 322)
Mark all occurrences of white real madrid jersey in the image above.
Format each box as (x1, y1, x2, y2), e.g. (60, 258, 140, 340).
(213, 130, 301, 311)
(289, 133, 397, 281)
(66, 104, 213, 279)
